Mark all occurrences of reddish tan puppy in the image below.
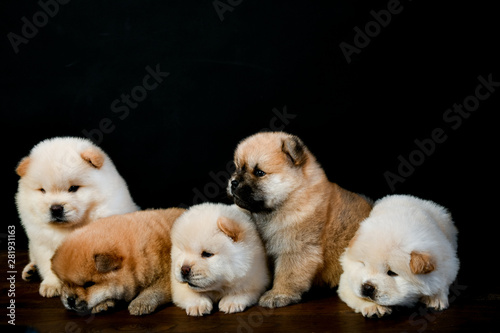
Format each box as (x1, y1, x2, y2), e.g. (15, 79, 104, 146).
(51, 208, 185, 315)
(227, 132, 373, 308)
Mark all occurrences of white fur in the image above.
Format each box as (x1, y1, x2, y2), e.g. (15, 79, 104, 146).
(15, 137, 138, 297)
(338, 195, 459, 317)
(170, 203, 270, 316)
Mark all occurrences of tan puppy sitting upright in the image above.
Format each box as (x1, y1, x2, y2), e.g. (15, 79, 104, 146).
(227, 131, 373, 308)
(51, 208, 185, 315)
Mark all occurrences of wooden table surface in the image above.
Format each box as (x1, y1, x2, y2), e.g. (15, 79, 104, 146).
(1, 251, 498, 333)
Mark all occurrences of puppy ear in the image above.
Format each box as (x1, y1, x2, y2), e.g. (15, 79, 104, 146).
(281, 136, 307, 167)
(410, 251, 435, 274)
(16, 156, 31, 177)
(81, 148, 105, 169)
(217, 216, 243, 242)
(94, 253, 123, 273)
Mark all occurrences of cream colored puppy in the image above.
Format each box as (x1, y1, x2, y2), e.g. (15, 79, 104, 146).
(15, 137, 139, 297)
(171, 203, 270, 316)
(338, 195, 459, 317)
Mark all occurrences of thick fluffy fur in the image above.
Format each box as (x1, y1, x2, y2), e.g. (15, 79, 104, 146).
(337, 195, 459, 317)
(227, 132, 373, 308)
(51, 208, 185, 315)
(171, 203, 269, 316)
(15, 137, 138, 297)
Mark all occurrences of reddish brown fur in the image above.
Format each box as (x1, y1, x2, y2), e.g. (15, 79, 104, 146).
(51, 208, 185, 315)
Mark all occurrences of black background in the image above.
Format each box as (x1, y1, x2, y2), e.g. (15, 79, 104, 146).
(1, 1, 498, 293)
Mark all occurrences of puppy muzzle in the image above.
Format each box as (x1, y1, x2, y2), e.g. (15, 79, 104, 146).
(65, 296, 89, 313)
(229, 181, 272, 213)
(178, 265, 213, 291)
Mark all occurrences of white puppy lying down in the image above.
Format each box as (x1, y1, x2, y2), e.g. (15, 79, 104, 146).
(170, 203, 270, 316)
(338, 195, 459, 317)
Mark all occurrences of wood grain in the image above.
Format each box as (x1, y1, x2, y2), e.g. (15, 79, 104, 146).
(1, 251, 496, 332)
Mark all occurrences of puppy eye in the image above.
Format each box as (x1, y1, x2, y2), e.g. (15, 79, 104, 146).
(253, 168, 266, 177)
(82, 281, 95, 289)
(201, 251, 214, 258)
(387, 270, 398, 277)
(68, 186, 80, 193)
(39, 188, 46, 194)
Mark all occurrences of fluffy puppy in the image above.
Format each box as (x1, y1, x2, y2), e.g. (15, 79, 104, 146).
(338, 195, 459, 317)
(171, 203, 269, 316)
(51, 208, 185, 315)
(227, 131, 373, 308)
(15, 137, 139, 297)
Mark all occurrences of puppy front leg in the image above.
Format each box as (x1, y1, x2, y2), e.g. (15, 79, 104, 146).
(22, 243, 37, 281)
(128, 283, 171, 316)
(172, 282, 213, 316)
(22, 236, 43, 282)
(219, 289, 261, 314)
(34, 246, 62, 298)
(259, 251, 318, 308)
(39, 270, 62, 298)
(420, 291, 449, 311)
(92, 299, 115, 314)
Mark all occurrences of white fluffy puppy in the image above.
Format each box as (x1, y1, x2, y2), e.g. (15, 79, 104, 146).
(15, 137, 139, 297)
(171, 203, 270, 316)
(338, 195, 459, 317)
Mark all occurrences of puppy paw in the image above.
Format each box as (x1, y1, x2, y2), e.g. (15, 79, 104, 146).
(22, 263, 37, 282)
(219, 295, 250, 314)
(92, 300, 115, 314)
(259, 290, 301, 308)
(359, 303, 392, 318)
(421, 294, 449, 311)
(185, 298, 213, 316)
(39, 279, 62, 298)
(129, 299, 158, 316)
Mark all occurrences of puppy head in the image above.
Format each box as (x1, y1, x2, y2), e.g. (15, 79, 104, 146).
(171, 203, 254, 292)
(15, 137, 110, 228)
(342, 231, 437, 307)
(51, 230, 134, 313)
(227, 132, 314, 213)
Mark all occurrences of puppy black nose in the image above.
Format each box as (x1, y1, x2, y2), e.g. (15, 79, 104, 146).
(361, 283, 376, 299)
(181, 265, 191, 277)
(230, 180, 239, 190)
(67, 296, 76, 309)
(50, 204, 64, 217)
